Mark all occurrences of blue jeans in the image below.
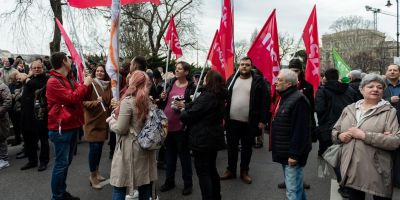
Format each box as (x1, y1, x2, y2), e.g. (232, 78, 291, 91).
(112, 182, 153, 200)
(282, 165, 307, 200)
(49, 129, 78, 200)
(88, 142, 104, 172)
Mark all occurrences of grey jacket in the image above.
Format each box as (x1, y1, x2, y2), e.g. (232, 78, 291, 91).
(332, 100, 400, 198)
(0, 81, 12, 140)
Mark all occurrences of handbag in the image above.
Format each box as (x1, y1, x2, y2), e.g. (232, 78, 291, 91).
(322, 144, 342, 168)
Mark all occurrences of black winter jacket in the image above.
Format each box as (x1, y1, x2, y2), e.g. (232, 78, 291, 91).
(21, 73, 48, 131)
(225, 71, 270, 136)
(180, 91, 226, 152)
(271, 87, 312, 166)
(349, 79, 363, 101)
(315, 80, 357, 141)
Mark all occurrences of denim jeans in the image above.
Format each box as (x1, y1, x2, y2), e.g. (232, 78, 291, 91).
(164, 131, 193, 188)
(282, 165, 307, 200)
(112, 182, 153, 200)
(48, 129, 78, 200)
(88, 142, 104, 172)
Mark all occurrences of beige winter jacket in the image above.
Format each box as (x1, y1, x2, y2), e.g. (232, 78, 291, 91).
(332, 100, 400, 198)
(109, 96, 157, 188)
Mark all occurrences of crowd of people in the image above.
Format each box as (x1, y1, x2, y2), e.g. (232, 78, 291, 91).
(1, 52, 400, 200)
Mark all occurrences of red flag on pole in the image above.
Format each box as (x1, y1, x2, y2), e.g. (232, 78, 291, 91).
(207, 30, 226, 79)
(67, 0, 160, 8)
(219, 0, 234, 79)
(165, 15, 183, 59)
(55, 18, 85, 83)
(303, 5, 320, 96)
(247, 9, 280, 95)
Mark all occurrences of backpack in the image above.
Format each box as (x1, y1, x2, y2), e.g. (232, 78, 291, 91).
(34, 75, 66, 121)
(137, 106, 168, 150)
(34, 86, 47, 121)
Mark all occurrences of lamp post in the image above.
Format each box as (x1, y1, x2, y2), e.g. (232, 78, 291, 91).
(386, 0, 399, 57)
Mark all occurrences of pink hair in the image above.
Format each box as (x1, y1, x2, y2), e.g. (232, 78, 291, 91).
(122, 71, 150, 122)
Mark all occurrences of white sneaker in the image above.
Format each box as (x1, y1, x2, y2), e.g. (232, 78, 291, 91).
(0, 159, 10, 169)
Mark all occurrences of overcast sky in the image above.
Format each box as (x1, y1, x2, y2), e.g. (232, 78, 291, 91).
(0, 0, 398, 64)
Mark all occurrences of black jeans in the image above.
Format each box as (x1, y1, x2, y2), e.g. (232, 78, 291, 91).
(164, 131, 193, 188)
(347, 187, 391, 200)
(23, 127, 49, 164)
(109, 131, 116, 157)
(193, 150, 221, 200)
(226, 120, 255, 173)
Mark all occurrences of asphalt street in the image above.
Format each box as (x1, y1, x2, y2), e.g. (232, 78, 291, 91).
(1, 133, 400, 200)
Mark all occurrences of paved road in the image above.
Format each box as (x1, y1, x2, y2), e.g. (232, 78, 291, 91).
(1, 133, 399, 200)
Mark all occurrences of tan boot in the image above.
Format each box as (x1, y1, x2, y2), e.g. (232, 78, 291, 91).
(95, 170, 106, 182)
(220, 170, 236, 180)
(89, 172, 103, 190)
(240, 170, 252, 184)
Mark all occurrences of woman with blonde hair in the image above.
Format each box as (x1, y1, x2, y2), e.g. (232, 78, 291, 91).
(107, 70, 157, 200)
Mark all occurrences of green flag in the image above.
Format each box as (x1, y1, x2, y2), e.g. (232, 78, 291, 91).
(332, 48, 351, 82)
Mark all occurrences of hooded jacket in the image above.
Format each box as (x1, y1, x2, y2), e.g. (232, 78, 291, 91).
(315, 80, 357, 141)
(46, 70, 90, 131)
(332, 100, 400, 198)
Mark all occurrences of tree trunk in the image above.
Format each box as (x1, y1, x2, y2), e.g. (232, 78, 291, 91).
(49, 0, 62, 55)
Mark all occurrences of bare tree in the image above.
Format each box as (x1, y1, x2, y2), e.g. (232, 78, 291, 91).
(278, 32, 295, 61)
(329, 15, 373, 32)
(122, 0, 200, 58)
(234, 39, 248, 64)
(1, 0, 107, 55)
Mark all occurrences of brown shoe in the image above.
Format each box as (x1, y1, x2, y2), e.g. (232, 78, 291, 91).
(240, 170, 252, 184)
(220, 170, 236, 180)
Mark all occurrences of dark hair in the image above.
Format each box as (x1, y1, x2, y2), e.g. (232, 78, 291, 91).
(50, 52, 67, 70)
(176, 61, 191, 72)
(133, 56, 147, 71)
(324, 68, 339, 81)
(240, 56, 252, 65)
(91, 64, 110, 81)
(8, 57, 14, 66)
(153, 70, 162, 79)
(204, 70, 227, 99)
(35, 57, 43, 63)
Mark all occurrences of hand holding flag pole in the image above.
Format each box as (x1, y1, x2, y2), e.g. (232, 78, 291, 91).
(63, 7, 107, 112)
(164, 40, 170, 92)
(193, 61, 208, 100)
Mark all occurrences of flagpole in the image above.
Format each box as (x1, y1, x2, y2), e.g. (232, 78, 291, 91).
(66, 6, 106, 112)
(164, 40, 171, 92)
(193, 61, 208, 100)
(227, 68, 240, 91)
(290, 34, 303, 61)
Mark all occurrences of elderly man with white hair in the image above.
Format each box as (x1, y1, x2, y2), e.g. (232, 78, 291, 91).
(349, 70, 363, 100)
(271, 69, 312, 200)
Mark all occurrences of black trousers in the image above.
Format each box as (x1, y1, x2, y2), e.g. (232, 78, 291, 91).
(347, 187, 391, 200)
(193, 150, 221, 200)
(23, 127, 49, 164)
(164, 131, 193, 188)
(226, 120, 255, 173)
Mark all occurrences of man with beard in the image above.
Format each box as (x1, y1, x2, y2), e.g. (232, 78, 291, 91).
(220, 56, 270, 184)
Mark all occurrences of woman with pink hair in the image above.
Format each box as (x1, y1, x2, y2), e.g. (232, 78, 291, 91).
(107, 71, 157, 200)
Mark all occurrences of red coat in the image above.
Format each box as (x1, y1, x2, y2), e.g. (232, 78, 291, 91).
(46, 70, 90, 131)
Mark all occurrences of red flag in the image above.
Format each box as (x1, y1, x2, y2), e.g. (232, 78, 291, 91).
(247, 9, 280, 95)
(303, 5, 320, 96)
(55, 18, 85, 83)
(165, 15, 183, 59)
(219, 0, 234, 79)
(68, 0, 160, 8)
(207, 30, 226, 79)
